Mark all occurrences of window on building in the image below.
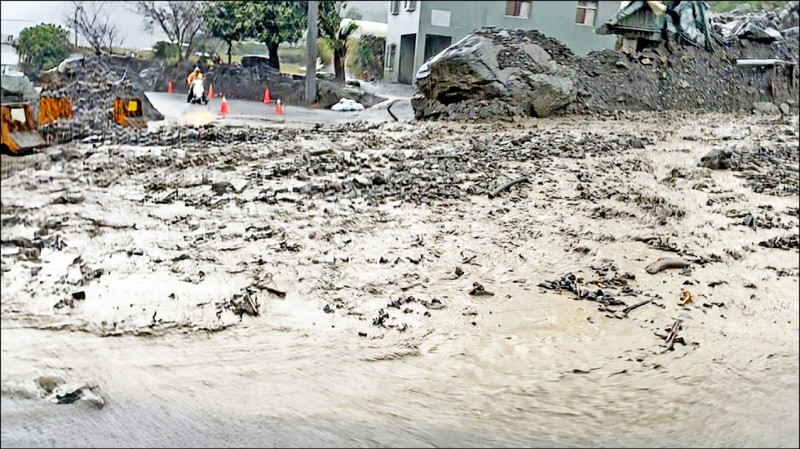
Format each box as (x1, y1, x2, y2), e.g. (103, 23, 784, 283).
(505, 1, 531, 18)
(575, 0, 598, 26)
(404, 1, 416, 11)
(390, 1, 400, 15)
(385, 44, 397, 69)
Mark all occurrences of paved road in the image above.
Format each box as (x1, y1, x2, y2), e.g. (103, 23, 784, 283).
(145, 91, 412, 126)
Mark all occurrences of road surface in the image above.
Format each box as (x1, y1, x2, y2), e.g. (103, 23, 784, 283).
(145, 91, 412, 126)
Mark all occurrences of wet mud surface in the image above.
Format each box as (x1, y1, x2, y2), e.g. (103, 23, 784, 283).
(2, 112, 798, 447)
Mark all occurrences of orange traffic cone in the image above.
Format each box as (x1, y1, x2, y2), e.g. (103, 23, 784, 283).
(167, 79, 174, 94)
(220, 95, 229, 117)
(263, 88, 271, 104)
(207, 84, 215, 99)
(275, 99, 282, 116)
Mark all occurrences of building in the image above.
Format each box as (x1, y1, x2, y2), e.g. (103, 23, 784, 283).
(1, 33, 23, 76)
(342, 19, 388, 40)
(384, 0, 621, 84)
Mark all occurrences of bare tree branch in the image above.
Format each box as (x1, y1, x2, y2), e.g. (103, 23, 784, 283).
(132, 1, 204, 62)
(66, 1, 125, 55)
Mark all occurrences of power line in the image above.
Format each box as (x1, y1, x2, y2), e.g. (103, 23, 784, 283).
(1, 18, 39, 22)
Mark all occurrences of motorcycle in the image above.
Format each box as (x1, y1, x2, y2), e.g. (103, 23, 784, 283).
(187, 78, 208, 105)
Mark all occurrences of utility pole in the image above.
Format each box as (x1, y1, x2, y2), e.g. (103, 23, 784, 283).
(73, 5, 82, 48)
(305, 0, 318, 105)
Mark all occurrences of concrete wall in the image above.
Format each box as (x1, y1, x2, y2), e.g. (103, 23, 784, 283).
(384, 1, 422, 83)
(386, 0, 621, 84)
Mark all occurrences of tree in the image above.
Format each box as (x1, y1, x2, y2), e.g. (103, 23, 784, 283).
(351, 35, 384, 81)
(153, 41, 181, 61)
(16, 24, 71, 73)
(67, 1, 124, 56)
(318, 1, 359, 82)
(132, 1, 204, 62)
(201, 1, 246, 64)
(242, 1, 306, 72)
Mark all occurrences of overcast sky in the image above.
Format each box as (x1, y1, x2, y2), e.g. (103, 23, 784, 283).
(1, 1, 389, 50)
(1, 1, 167, 49)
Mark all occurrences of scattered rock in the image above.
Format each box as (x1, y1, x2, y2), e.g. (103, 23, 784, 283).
(372, 308, 389, 326)
(759, 234, 799, 250)
(34, 376, 65, 396)
(753, 101, 780, 115)
(700, 149, 733, 169)
(469, 282, 495, 296)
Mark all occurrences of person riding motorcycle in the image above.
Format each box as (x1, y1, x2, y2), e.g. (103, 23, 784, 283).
(186, 66, 202, 87)
(186, 67, 208, 104)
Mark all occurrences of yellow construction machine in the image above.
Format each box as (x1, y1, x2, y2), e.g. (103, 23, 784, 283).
(112, 97, 147, 128)
(1, 102, 47, 155)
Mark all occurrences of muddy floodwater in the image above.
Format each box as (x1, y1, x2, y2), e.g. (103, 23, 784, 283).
(1, 112, 798, 447)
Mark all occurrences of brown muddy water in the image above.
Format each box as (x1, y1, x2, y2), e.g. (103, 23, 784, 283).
(1, 112, 798, 447)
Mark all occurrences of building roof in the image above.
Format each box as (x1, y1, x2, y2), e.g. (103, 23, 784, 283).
(342, 19, 387, 39)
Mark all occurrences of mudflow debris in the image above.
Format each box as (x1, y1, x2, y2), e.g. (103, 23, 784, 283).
(0, 3, 799, 447)
(413, 2, 798, 121)
(36, 55, 163, 144)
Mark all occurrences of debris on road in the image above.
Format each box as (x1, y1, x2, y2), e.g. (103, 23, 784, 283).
(663, 318, 684, 351)
(646, 258, 691, 275)
(330, 98, 365, 112)
(622, 298, 655, 316)
(488, 175, 529, 199)
(759, 234, 800, 250)
(468, 282, 494, 297)
(680, 289, 694, 306)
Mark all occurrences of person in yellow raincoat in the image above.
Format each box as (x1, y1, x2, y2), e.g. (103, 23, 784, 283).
(185, 67, 207, 104)
(186, 66, 202, 87)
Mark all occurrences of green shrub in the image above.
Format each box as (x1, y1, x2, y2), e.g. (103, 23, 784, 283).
(153, 41, 181, 62)
(317, 37, 334, 66)
(351, 35, 384, 80)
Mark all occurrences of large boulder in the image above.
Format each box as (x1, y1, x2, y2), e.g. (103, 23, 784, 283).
(0, 73, 37, 102)
(413, 28, 577, 120)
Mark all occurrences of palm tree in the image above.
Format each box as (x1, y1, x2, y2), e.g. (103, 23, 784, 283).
(318, 1, 358, 82)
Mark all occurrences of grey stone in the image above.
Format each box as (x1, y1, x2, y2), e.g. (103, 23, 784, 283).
(779, 102, 790, 114)
(413, 28, 576, 119)
(783, 26, 799, 38)
(353, 175, 372, 187)
(753, 101, 780, 115)
(34, 375, 65, 395)
(700, 149, 733, 170)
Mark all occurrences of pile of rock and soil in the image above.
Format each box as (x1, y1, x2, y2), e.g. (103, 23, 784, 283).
(412, 28, 578, 121)
(568, 38, 798, 114)
(36, 55, 164, 143)
(713, 1, 799, 41)
(412, 3, 800, 121)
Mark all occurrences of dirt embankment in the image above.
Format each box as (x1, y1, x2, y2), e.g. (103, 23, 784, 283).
(568, 39, 799, 114)
(413, 13, 799, 121)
